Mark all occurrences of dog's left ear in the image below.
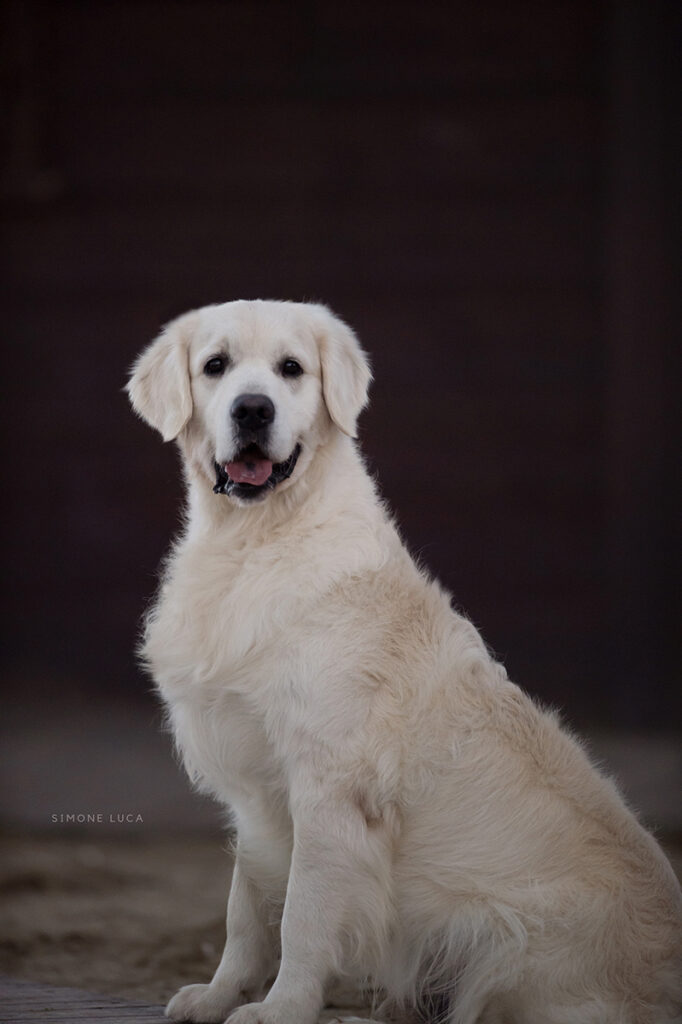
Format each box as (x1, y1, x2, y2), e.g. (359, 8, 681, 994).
(310, 305, 372, 438)
(126, 312, 196, 442)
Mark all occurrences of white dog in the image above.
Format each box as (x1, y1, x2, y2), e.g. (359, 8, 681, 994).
(128, 300, 682, 1024)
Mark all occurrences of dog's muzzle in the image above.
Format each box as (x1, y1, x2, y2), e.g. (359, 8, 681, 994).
(213, 444, 302, 501)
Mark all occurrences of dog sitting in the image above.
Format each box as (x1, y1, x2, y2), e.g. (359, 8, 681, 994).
(128, 299, 682, 1024)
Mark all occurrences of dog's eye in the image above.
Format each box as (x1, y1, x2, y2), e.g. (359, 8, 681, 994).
(203, 355, 227, 377)
(281, 358, 303, 378)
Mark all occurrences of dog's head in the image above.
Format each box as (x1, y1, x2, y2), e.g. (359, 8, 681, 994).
(127, 300, 371, 504)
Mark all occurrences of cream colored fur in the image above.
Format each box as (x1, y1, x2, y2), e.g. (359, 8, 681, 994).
(128, 300, 682, 1024)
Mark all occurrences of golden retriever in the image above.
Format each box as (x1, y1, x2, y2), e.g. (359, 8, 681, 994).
(127, 300, 682, 1024)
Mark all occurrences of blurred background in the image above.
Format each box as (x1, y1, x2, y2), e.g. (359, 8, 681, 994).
(0, 0, 680, 1003)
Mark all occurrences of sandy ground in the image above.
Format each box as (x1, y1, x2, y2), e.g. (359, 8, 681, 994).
(0, 834, 230, 1004)
(1, 831, 681, 1015)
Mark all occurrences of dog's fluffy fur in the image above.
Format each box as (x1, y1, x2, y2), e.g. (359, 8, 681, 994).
(128, 300, 682, 1024)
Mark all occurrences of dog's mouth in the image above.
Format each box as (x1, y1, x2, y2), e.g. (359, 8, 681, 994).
(213, 443, 302, 500)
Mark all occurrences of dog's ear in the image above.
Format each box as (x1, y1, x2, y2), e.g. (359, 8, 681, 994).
(126, 313, 196, 442)
(311, 305, 372, 438)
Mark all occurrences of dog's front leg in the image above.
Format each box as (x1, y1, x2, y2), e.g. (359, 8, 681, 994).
(166, 855, 276, 1023)
(226, 793, 393, 1024)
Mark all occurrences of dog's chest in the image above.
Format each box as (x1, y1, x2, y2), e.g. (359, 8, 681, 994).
(168, 687, 281, 808)
(147, 534, 326, 692)
(147, 528, 383, 810)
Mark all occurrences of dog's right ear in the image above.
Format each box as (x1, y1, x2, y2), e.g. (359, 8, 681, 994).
(126, 313, 196, 442)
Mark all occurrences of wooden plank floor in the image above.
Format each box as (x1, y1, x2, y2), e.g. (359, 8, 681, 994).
(0, 978, 372, 1024)
(0, 977, 167, 1024)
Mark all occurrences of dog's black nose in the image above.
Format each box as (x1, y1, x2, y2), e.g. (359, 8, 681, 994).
(231, 393, 275, 431)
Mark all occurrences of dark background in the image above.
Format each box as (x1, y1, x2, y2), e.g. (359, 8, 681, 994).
(2, 0, 680, 730)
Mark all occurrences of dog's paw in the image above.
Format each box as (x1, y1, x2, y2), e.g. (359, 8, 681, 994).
(225, 1005, 266, 1024)
(323, 1017, 380, 1023)
(166, 982, 245, 1023)
(226, 1000, 318, 1024)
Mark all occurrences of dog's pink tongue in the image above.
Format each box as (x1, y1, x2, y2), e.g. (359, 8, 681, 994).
(225, 456, 273, 486)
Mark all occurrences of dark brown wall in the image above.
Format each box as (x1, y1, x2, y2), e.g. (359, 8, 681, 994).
(2, 1, 679, 726)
